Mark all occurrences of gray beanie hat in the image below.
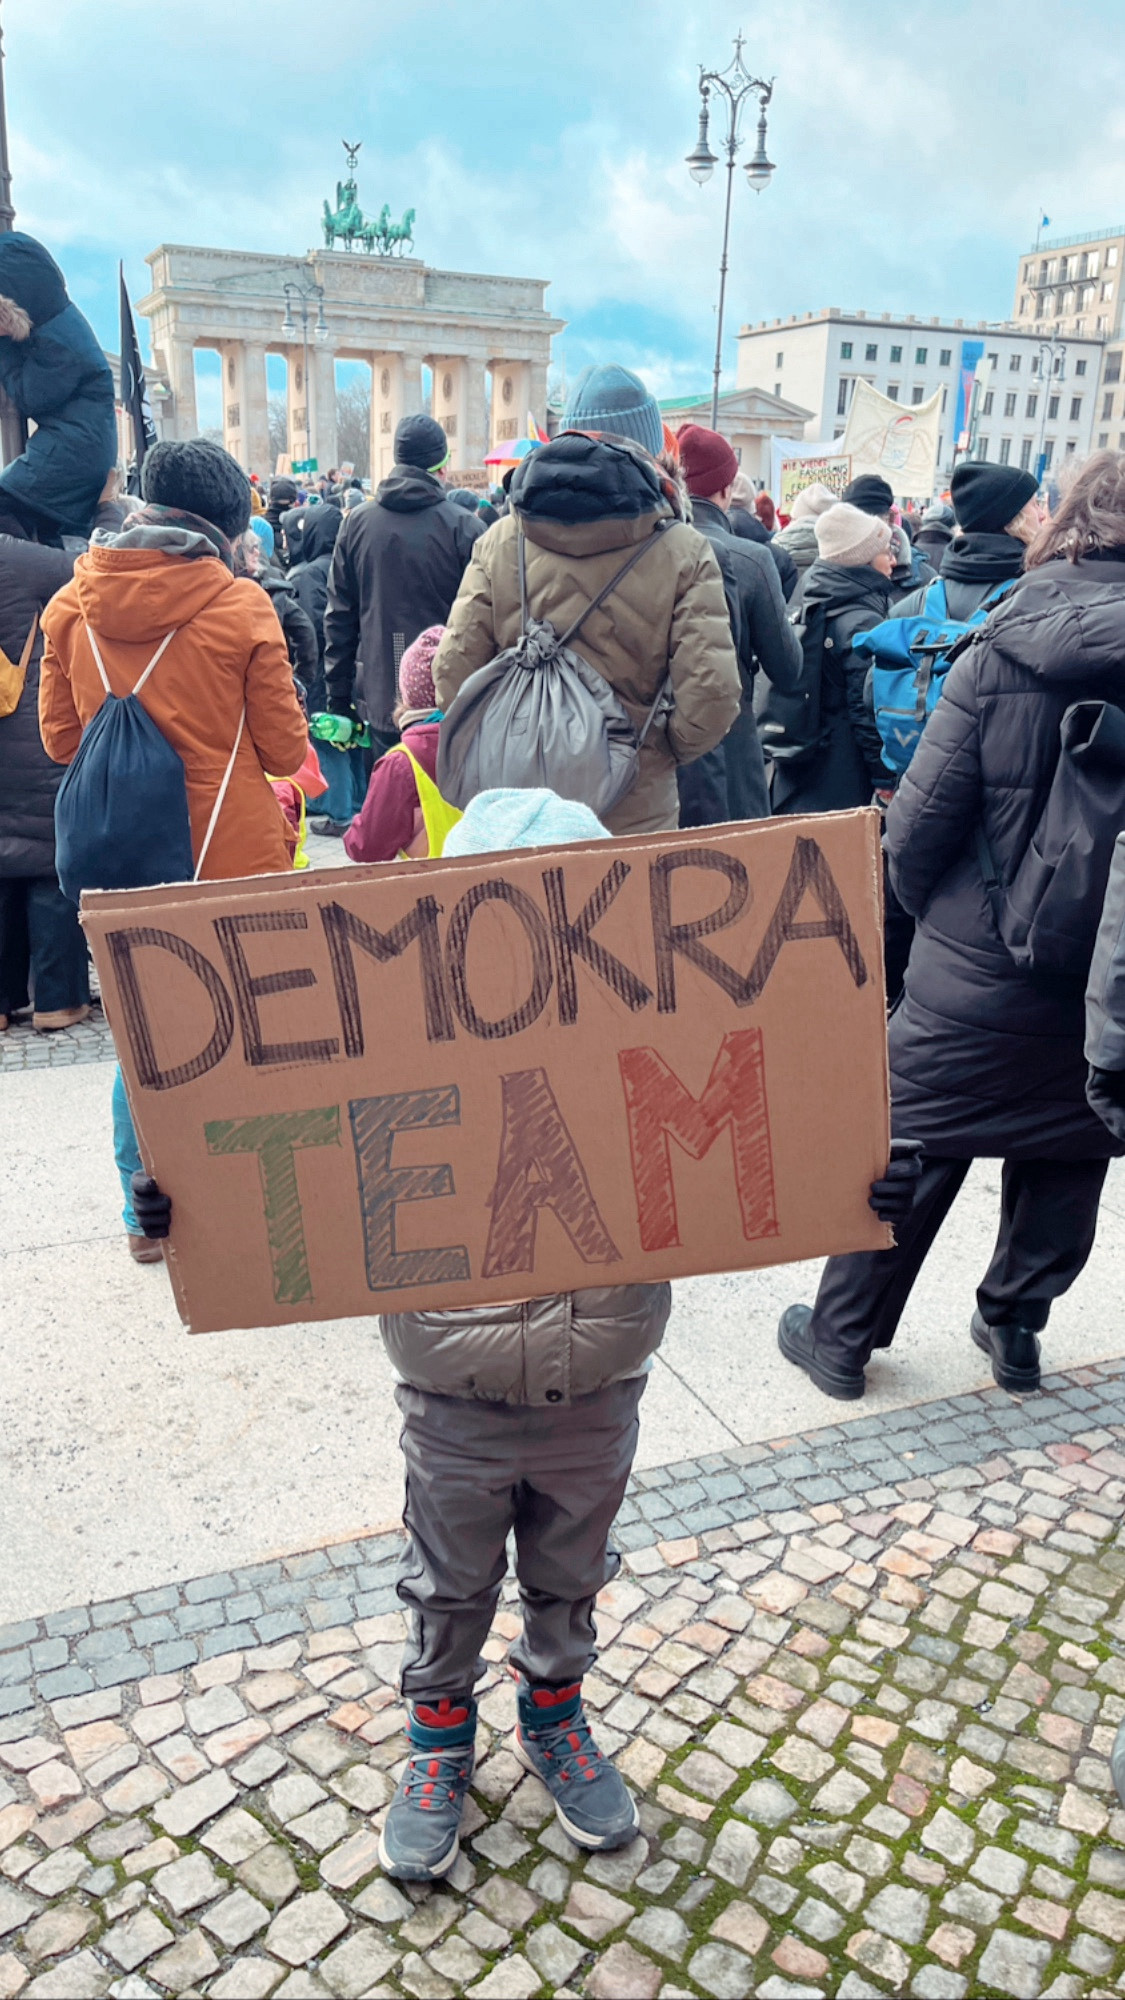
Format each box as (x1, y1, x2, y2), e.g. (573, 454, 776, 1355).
(815, 502, 893, 568)
(562, 363, 663, 458)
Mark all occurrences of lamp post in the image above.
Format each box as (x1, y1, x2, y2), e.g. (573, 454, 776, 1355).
(686, 33, 775, 431)
(1035, 335, 1066, 487)
(281, 279, 327, 470)
(0, 1, 27, 466)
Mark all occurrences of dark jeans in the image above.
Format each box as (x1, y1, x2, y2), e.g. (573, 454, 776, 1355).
(810, 1155, 1109, 1371)
(0, 876, 89, 1016)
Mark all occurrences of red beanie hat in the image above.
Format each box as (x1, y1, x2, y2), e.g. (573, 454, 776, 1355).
(676, 423, 739, 499)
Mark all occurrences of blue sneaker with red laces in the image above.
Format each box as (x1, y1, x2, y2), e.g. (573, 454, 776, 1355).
(514, 1679, 638, 1849)
(378, 1695, 476, 1881)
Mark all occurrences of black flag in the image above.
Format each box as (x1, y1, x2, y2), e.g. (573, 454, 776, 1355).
(119, 263, 157, 493)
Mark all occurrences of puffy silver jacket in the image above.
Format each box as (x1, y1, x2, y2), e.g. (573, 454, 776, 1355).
(379, 1283, 671, 1407)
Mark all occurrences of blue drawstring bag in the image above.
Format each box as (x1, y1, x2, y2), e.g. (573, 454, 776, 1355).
(55, 626, 243, 903)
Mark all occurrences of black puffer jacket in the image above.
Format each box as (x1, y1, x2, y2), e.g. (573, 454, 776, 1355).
(325, 468, 483, 729)
(771, 560, 891, 814)
(288, 506, 343, 710)
(728, 503, 798, 600)
(885, 554, 1125, 1160)
(258, 571, 319, 703)
(0, 530, 75, 875)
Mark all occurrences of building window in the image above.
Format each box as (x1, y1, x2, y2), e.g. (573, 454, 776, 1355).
(833, 425, 845, 439)
(937, 435, 944, 462)
(1069, 395, 1082, 421)
(976, 436, 990, 459)
(1110, 247, 1120, 267)
(941, 386, 948, 412)
(1004, 392, 1017, 416)
(775, 351, 783, 368)
(915, 346, 928, 364)
(1019, 295, 1029, 316)
(890, 344, 902, 363)
(1042, 440, 1054, 469)
(911, 385, 925, 405)
(998, 438, 1012, 464)
(1104, 281, 1116, 301)
(1075, 359, 1087, 375)
(988, 352, 998, 370)
(1048, 394, 1060, 419)
(840, 341, 853, 359)
(1060, 256, 1070, 280)
(1009, 354, 1021, 371)
(1026, 393, 1038, 418)
(886, 384, 900, 401)
(1106, 352, 1122, 384)
(1065, 439, 1077, 455)
(865, 343, 878, 361)
(1099, 432, 1110, 448)
(1103, 392, 1115, 420)
(1031, 356, 1040, 376)
(982, 391, 994, 415)
(1019, 437, 1033, 469)
(939, 348, 952, 366)
(836, 378, 849, 415)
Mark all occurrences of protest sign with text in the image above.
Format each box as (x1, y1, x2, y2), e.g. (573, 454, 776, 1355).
(778, 454, 852, 514)
(83, 811, 891, 1335)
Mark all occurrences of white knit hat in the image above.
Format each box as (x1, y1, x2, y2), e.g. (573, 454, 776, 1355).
(790, 481, 838, 522)
(814, 502, 893, 567)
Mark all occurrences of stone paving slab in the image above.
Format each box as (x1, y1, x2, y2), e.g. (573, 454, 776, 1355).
(0, 1362, 1124, 1997)
(0, 1000, 114, 1074)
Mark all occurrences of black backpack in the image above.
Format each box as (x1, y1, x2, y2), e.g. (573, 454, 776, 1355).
(754, 594, 830, 769)
(978, 699, 1125, 978)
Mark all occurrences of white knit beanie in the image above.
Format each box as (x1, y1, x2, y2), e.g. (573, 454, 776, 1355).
(815, 502, 893, 567)
(790, 481, 838, 522)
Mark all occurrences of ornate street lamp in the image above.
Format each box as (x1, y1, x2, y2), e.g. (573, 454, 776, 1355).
(686, 34, 775, 430)
(282, 280, 328, 469)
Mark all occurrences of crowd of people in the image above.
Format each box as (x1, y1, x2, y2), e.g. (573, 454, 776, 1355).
(2, 230, 1124, 1881)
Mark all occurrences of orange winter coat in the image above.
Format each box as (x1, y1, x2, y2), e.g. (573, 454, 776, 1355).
(39, 543, 309, 881)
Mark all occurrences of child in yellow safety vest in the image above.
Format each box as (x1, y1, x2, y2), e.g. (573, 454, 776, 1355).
(343, 625, 461, 862)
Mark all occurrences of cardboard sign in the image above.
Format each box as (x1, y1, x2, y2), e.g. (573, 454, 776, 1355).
(82, 812, 892, 1335)
(778, 453, 852, 513)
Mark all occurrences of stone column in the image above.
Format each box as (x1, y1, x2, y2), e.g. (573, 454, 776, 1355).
(489, 360, 530, 453)
(311, 345, 338, 473)
(218, 341, 247, 468)
(430, 357, 467, 469)
(463, 358, 489, 471)
(164, 338, 198, 440)
(400, 351, 425, 420)
(242, 342, 271, 479)
(527, 361, 549, 436)
(285, 346, 310, 468)
(372, 354, 404, 482)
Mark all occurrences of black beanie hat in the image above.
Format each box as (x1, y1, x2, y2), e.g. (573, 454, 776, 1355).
(950, 461, 1038, 534)
(394, 413, 449, 471)
(141, 439, 252, 541)
(842, 473, 895, 517)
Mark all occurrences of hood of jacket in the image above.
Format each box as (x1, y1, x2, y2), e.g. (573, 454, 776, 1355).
(297, 503, 343, 561)
(71, 541, 236, 646)
(0, 233, 68, 326)
(511, 430, 675, 557)
(375, 465, 447, 514)
(801, 559, 892, 617)
(774, 518, 819, 567)
(941, 530, 1026, 586)
(982, 555, 1125, 687)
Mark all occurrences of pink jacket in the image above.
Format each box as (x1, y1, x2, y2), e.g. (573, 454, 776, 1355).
(345, 718, 441, 863)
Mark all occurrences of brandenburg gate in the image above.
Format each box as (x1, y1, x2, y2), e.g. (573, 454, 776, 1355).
(137, 243, 563, 479)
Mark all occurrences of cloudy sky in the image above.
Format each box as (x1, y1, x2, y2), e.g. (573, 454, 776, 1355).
(9, 0, 1125, 422)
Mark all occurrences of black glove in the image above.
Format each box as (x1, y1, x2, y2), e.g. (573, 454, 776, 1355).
(869, 1138, 924, 1224)
(131, 1173, 171, 1239)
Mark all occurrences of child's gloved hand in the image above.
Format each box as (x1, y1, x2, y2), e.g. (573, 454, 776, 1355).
(869, 1138, 924, 1223)
(131, 1173, 171, 1239)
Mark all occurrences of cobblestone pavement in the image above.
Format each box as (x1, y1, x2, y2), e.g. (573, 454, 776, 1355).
(0, 1000, 114, 1074)
(1, 1365, 1125, 1998)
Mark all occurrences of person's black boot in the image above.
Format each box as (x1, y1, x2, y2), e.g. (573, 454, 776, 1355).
(777, 1305, 866, 1401)
(970, 1310, 1041, 1394)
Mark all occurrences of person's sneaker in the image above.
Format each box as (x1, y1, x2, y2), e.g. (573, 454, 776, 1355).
(128, 1233, 165, 1266)
(778, 1304, 866, 1401)
(970, 1309, 1041, 1394)
(378, 1696, 476, 1881)
(514, 1680, 638, 1850)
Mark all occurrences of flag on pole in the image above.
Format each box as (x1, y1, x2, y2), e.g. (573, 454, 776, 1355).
(119, 262, 157, 492)
(1040, 212, 1051, 229)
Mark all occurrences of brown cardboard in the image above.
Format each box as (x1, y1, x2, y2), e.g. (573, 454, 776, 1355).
(82, 809, 892, 1334)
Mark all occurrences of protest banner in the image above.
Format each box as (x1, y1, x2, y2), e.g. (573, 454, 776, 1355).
(778, 453, 852, 514)
(841, 379, 941, 498)
(82, 811, 892, 1335)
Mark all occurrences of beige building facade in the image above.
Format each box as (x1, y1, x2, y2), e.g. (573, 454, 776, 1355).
(1012, 227, 1125, 453)
(137, 245, 563, 480)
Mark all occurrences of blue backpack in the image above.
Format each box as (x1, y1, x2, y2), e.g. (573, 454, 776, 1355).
(55, 625, 243, 904)
(854, 577, 1017, 776)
